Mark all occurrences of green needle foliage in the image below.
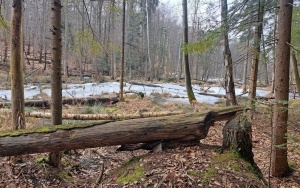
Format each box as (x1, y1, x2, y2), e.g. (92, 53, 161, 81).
(0, 16, 9, 30)
(182, 27, 222, 54)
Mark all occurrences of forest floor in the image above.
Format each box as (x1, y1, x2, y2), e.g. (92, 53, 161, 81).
(0, 95, 299, 187)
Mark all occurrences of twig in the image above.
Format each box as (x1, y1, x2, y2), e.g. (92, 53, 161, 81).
(286, 42, 300, 53)
(154, 174, 167, 188)
(204, 86, 211, 93)
(93, 162, 104, 188)
(65, 90, 80, 106)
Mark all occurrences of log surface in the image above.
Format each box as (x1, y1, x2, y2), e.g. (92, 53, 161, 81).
(0, 96, 119, 108)
(25, 110, 185, 120)
(0, 106, 243, 157)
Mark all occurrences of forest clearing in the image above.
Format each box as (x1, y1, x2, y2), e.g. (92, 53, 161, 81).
(1, 0, 300, 187)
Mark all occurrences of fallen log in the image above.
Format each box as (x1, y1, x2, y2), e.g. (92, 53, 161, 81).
(197, 92, 249, 100)
(124, 91, 145, 98)
(0, 96, 119, 108)
(129, 81, 162, 88)
(25, 110, 185, 120)
(0, 106, 243, 157)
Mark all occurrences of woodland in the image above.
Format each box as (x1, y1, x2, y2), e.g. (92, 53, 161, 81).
(0, 0, 299, 187)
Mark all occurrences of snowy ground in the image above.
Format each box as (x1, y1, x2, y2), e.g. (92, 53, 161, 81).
(0, 82, 274, 104)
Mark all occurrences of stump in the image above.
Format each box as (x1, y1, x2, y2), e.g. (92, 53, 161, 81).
(222, 116, 267, 184)
(222, 116, 254, 164)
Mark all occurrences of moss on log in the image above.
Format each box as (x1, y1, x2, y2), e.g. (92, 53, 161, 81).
(25, 110, 185, 120)
(0, 106, 243, 157)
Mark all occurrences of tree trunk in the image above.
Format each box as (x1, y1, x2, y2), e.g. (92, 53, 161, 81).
(271, 0, 293, 177)
(146, 0, 153, 81)
(182, 0, 196, 104)
(63, 0, 69, 78)
(10, 0, 25, 130)
(3, 35, 8, 65)
(0, 107, 243, 157)
(222, 116, 266, 183)
(241, 38, 249, 93)
(222, 117, 254, 164)
(291, 51, 300, 95)
(261, 33, 269, 86)
(110, 0, 116, 80)
(221, 0, 237, 106)
(49, 0, 63, 167)
(119, 0, 126, 102)
(248, 0, 264, 112)
(271, 2, 278, 93)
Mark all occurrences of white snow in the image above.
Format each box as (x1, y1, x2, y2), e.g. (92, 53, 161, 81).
(0, 82, 281, 104)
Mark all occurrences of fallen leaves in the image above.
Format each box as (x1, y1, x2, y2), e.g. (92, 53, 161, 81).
(0, 98, 299, 187)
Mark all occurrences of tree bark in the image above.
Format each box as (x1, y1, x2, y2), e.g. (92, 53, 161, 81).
(0, 107, 243, 157)
(182, 0, 197, 104)
(222, 117, 254, 164)
(119, 0, 126, 102)
(248, 0, 264, 113)
(63, 0, 69, 78)
(271, 1, 278, 93)
(221, 0, 237, 106)
(291, 51, 300, 95)
(110, 0, 116, 80)
(50, 0, 63, 167)
(271, 0, 293, 177)
(10, 0, 25, 130)
(146, 0, 153, 81)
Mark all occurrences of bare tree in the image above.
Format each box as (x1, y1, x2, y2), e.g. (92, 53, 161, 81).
(242, 22, 251, 93)
(271, 0, 293, 177)
(221, 0, 237, 106)
(10, 0, 25, 130)
(146, 0, 153, 81)
(119, 0, 125, 102)
(182, 0, 196, 104)
(49, 0, 62, 167)
(248, 0, 265, 111)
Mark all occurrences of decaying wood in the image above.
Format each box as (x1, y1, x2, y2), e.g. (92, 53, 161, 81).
(222, 116, 267, 184)
(222, 116, 254, 164)
(124, 91, 145, 98)
(25, 110, 185, 120)
(0, 106, 243, 157)
(0, 96, 119, 108)
(197, 92, 249, 100)
(129, 81, 162, 88)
